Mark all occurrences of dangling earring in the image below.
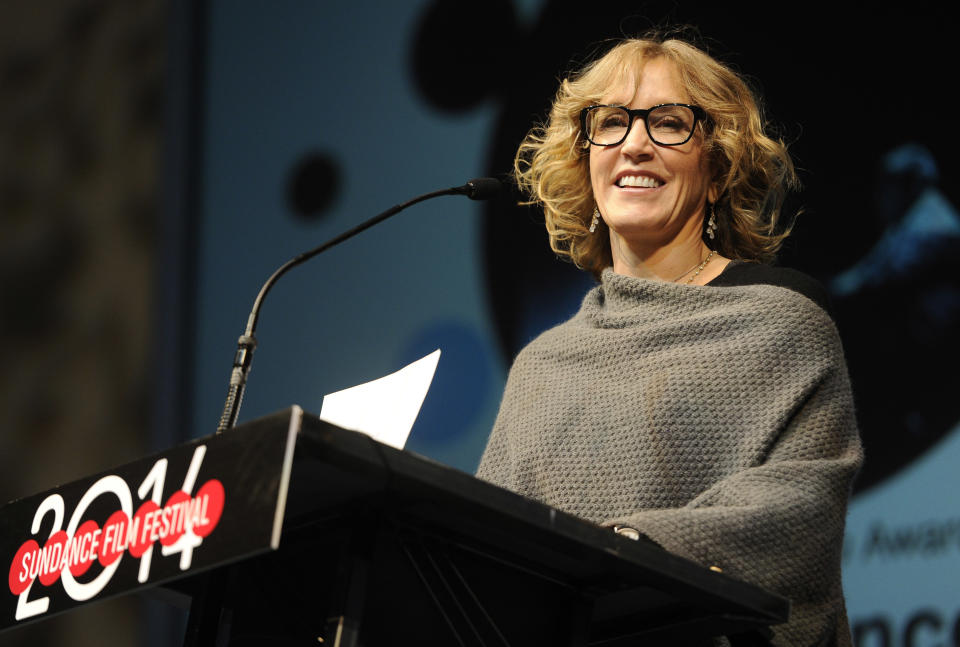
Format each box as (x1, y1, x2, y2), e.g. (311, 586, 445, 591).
(589, 206, 601, 233)
(705, 203, 717, 240)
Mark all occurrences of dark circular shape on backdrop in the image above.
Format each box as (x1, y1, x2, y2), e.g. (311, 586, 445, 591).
(286, 151, 341, 220)
(410, 0, 517, 112)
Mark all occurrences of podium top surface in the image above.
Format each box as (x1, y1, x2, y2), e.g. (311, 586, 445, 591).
(283, 409, 790, 627)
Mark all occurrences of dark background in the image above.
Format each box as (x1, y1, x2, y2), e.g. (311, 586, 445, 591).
(1, 1, 956, 644)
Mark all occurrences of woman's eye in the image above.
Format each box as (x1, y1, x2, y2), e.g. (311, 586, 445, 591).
(651, 116, 684, 131)
(599, 115, 627, 129)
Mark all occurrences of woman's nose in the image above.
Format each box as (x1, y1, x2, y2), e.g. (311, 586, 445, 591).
(620, 117, 655, 158)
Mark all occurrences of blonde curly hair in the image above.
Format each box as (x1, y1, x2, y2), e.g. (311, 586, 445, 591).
(514, 36, 799, 278)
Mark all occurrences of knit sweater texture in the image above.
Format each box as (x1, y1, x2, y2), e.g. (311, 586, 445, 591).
(477, 267, 863, 646)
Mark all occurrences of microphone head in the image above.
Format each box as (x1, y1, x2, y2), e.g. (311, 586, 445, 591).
(463, 177, 502, 200)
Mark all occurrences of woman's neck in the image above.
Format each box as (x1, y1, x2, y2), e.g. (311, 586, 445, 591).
(610, 226, 704, 278)
(609, 227, 732, 285)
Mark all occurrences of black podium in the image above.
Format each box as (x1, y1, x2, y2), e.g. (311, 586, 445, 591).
(1, 407, 788, 645)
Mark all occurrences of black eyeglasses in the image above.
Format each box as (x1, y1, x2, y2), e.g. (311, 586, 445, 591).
(580, 103, 706, 147)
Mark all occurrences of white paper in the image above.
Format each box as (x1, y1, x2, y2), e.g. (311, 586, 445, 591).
(318, 349, 441, 449)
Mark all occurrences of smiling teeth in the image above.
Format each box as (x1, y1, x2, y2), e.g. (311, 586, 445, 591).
(618, 176, 662, 188)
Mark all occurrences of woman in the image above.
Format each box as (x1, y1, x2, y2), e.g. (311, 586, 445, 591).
(477, 36, 863, 646)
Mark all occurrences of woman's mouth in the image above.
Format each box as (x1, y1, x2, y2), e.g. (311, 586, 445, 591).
(616, 175, 664, 188)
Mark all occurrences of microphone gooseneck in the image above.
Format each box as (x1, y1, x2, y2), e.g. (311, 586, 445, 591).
(216, 178, 502, 433)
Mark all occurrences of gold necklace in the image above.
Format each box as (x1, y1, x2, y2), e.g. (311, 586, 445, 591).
(670, 260, 702, 282)
(681, 250, 716, 284)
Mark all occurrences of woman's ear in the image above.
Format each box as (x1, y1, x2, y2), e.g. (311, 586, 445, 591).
(707, 182, 719, 204)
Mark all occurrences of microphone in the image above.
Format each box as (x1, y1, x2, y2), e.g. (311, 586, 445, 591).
(216, 178, 502, 433)
(456, 177, 502, 200)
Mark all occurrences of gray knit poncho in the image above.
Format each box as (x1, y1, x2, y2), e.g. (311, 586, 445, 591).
(477, 268, 863, 646)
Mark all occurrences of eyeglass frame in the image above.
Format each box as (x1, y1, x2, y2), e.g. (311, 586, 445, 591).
(579, 103, 707, 147)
